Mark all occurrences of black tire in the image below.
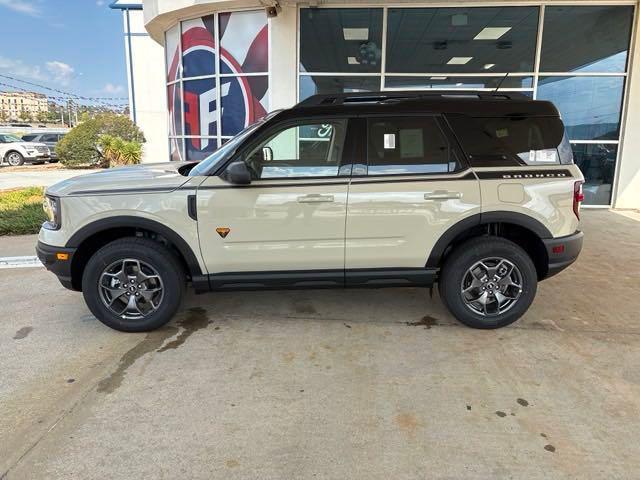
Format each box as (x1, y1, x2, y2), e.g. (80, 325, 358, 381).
(82, 237, 185, 332)
(6, 151, 24, 166)
(439, 236, 538, 329)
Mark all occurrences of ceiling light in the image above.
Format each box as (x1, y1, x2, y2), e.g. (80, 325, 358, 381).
(430, 76, 447, 80)
(483, 63, 495, 70)
(347, 56, 360, 65)
(455, 83, 464, 86)
(446, 56, 473, 65)
(474, 27, 511, 40)
(451, 14, 468, 26)
(343, 28, 369, 41)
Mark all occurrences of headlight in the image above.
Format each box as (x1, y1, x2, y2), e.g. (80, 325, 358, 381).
(43, 195, 61, 230)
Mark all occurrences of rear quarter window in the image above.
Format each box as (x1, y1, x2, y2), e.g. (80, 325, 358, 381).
(22, 134, 38, 142)
(447, 114, 573, 167)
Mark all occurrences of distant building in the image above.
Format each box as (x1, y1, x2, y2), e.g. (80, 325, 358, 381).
(0, 91, 48, 121)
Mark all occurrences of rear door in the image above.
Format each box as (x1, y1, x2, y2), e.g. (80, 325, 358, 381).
(345, 115, 481, 278)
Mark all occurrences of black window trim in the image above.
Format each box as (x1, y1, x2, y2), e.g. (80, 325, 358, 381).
(358, 112, 469, 178)
(215, 114, 358, 182)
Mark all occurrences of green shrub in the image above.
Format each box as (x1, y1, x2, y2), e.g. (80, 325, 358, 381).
(0, 187, 46, 235)
(57, 113, 144, 168)
(98, 134, 142, 167)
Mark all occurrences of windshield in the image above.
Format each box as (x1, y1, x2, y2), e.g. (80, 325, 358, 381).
(0, 134, 22, 143)
(188, 112, 280, 176)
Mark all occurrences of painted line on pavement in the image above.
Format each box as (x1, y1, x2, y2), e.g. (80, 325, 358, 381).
(0, 256, 44, 269)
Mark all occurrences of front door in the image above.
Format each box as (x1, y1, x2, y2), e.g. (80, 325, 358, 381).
(345, 115, 481, 276)
(197, 119, 351, 278)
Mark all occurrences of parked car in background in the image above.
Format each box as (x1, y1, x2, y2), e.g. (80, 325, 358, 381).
(22, 132, 66, 162)
(0, 133, 50, 166)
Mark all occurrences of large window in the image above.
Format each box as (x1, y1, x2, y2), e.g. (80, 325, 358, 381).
(244, 121, 348, 179)
(298, 5, 634, 205)
(367, 117, 458, 175)
(166, 11, 269, 162)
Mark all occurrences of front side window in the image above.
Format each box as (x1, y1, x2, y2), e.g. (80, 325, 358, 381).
(366, 117, 458, 175)
(244, 121, 348, 179)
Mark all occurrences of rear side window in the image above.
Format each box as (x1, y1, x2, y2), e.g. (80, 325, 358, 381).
(366, 116, 460, 175)
(40, 134, 58, 142)
(448, 115, 572, 166)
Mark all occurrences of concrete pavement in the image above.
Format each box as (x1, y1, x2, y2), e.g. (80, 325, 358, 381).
(1, 210, 639, 479)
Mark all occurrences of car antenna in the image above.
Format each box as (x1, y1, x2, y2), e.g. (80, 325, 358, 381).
(493, 72, 509, 92)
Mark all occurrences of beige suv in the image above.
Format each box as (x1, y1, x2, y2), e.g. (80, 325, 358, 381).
(37, 92, 584, 332)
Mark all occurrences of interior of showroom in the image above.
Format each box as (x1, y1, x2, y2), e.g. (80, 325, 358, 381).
(113, 0, 640, 208)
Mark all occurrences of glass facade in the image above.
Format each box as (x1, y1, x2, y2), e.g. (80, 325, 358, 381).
(298, 5, 634, 205)
(166, 10, 269, 162)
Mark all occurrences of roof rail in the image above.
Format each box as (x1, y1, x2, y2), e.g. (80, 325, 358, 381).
(295, 90, 530, 108)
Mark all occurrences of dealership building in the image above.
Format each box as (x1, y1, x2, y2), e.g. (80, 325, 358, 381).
(111, 0, 640, 208)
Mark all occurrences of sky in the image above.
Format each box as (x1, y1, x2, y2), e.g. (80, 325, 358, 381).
(0, 0, 128, 107)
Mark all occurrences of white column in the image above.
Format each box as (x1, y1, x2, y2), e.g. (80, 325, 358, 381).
(268, 4, 298, 111)
(615, 8, 640, 209)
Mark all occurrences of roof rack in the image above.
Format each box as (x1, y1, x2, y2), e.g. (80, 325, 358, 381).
(295, 90, 530, 108)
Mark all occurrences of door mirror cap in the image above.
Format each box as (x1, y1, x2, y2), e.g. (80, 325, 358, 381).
(223, 161, 252, 185)
(262, 146, 273, 162)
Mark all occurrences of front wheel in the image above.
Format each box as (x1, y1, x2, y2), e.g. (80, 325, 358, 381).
(82, 238, 185, 332)
(6, 152, 24, 166)
(439, 237, 538, 329)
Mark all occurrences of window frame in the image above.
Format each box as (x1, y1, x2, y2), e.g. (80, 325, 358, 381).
(361, 113, 468, 177)
(224, 116, 357, 181)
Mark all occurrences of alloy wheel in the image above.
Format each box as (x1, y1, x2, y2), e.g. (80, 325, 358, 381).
(7, 153, 22, 166)
(98, 258, 164, 320)
(460, 257, 523, 317)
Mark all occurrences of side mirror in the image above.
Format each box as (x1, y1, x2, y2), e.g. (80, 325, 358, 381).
(224, 161, 252, 185)
(262, 146, 273, 162)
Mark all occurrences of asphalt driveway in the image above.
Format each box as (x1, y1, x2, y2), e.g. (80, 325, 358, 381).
(1, 210, 639, 479)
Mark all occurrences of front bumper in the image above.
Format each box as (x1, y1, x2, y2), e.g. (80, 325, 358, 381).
(36, 241, 77, 290)
(543, 231, 583, 279)
(25, 153, 51, 162)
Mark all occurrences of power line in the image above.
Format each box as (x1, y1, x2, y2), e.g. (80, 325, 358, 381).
(0, 73, 129, 108)
(0, 83, 128, 110)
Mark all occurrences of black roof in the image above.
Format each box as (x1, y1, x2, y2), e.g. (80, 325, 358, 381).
(288, 91, 559, 117)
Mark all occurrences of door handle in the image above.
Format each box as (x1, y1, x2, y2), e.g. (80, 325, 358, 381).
(297, 194, 335, 203)
(423, 190, 463, 201)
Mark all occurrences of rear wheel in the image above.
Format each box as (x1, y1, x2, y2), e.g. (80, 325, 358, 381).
(439, 237, 538, 329)
(82, 238, 185, 332)
(6, 151, 24, 166)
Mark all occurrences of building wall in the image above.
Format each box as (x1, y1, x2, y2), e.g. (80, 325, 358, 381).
(121, 8, 169, 163)
(137, 0, 640, 208)
(0, 92, 48, 121)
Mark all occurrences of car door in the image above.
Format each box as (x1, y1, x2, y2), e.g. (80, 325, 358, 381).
(345, 115, 481, 281)
(196, 118, 352, 283)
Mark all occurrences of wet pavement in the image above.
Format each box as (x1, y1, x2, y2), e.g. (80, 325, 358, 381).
(1, 210, 639, 479)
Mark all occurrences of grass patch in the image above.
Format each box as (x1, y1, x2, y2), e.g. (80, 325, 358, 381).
(0, 187, 47, 236)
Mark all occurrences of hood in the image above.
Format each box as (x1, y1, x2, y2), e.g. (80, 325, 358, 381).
(47, 162, 193, 197)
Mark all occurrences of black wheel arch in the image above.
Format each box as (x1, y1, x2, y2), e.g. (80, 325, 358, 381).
(66, 216, 204, 291)
(427, 211, 551, 279)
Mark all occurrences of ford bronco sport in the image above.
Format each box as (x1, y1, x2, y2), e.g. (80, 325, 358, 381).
(37, 92, 584, 332)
